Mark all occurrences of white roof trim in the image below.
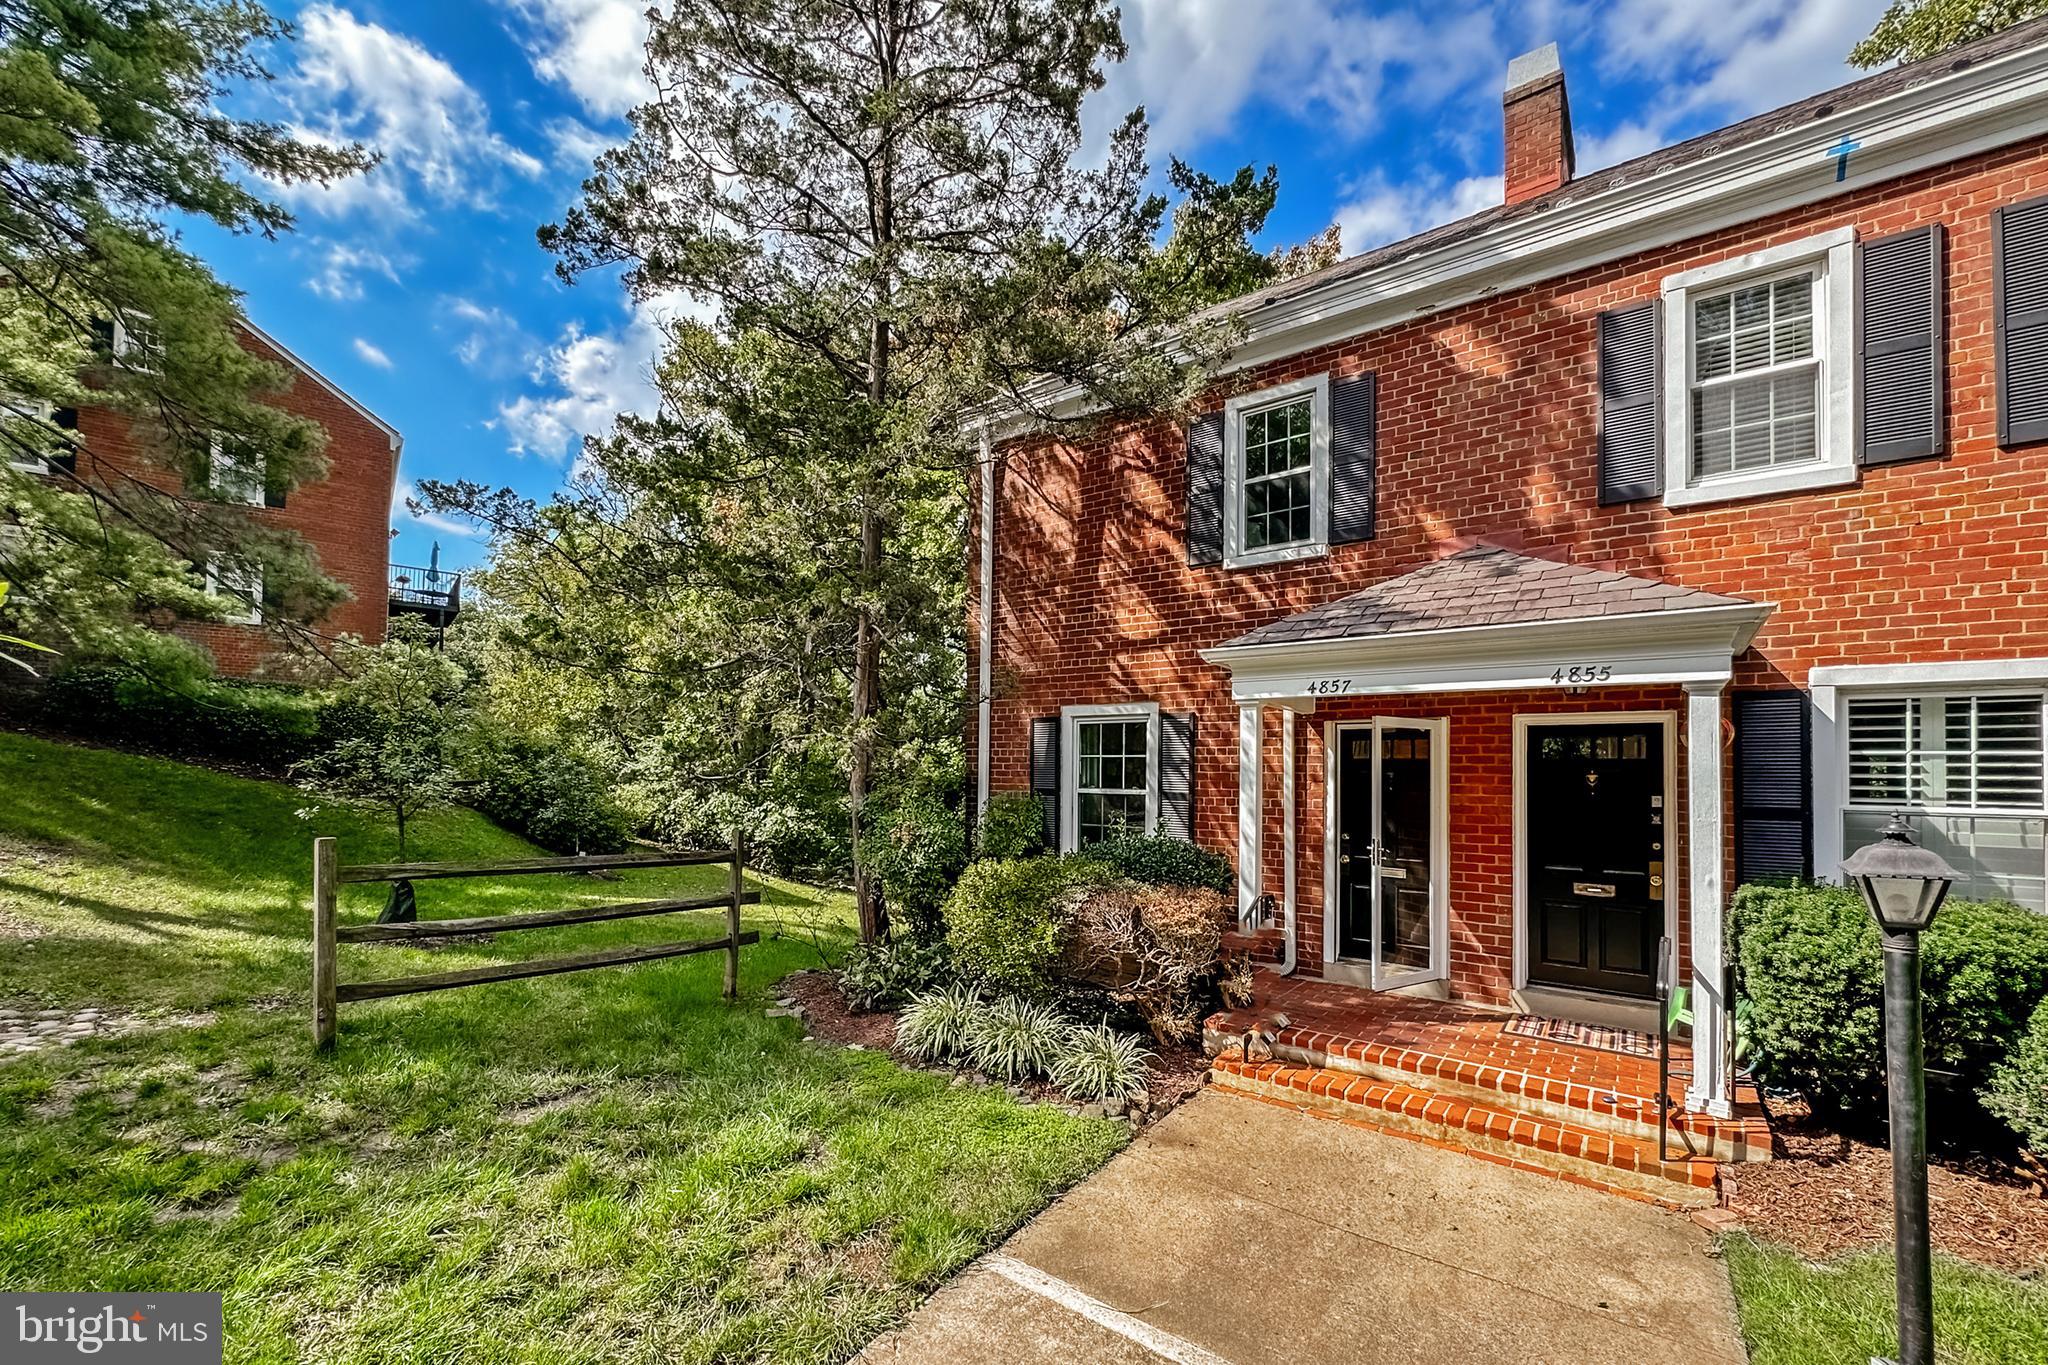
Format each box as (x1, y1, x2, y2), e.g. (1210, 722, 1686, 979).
(239, 317, 403, 452)
(989, 33, 2048, 439)
(1199, 602, 1774, 703)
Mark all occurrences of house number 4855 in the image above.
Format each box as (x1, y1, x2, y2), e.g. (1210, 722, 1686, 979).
(1550, 664, 1613, 685)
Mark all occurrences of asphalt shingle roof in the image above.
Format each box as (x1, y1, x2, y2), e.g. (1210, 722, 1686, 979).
(1217, 545, 1757, 650)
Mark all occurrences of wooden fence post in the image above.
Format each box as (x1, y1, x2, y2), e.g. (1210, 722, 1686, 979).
(724, 835, 744, 1001)
(313, 836, 338, 1050)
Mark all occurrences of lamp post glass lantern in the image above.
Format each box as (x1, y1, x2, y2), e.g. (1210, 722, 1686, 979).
(1841, 813, 1960, 1365)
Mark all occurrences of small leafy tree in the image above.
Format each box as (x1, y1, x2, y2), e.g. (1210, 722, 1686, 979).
(1851, 0, 2048, 66)
(297, 620, 468, 861)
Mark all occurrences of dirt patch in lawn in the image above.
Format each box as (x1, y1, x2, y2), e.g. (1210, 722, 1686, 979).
(1722, 1105, 2048, 1275)
(776, 969, 1210, 1123)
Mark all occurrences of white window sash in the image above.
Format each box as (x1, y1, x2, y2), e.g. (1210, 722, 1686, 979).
(1059, 702, 1161, 852)
(1223, 373, 1330, 569)
(209, 435, 264, 506)
(1841, 689, 2048, 818)
(205, 554, 263, 625)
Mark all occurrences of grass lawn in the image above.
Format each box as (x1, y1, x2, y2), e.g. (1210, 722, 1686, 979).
(0, 733, 1126, 1363)
(1723, 1234, 2048, 1365)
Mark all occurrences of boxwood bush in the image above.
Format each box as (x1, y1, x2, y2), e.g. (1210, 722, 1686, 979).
(1082, 834, 1233, 893)
(1733, 882, 2048, 1120)
(944, 854, 1110, 995)
(1983, 998, 2048, 1155)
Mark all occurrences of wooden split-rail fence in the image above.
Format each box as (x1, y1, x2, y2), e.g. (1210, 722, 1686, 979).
(310, 837, 759, 1049)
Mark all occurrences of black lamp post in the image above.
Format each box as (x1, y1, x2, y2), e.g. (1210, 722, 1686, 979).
(1841, 813, 1960, 1365)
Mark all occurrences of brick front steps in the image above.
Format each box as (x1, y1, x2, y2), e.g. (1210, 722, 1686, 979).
(1202, 974, 1772, 1207)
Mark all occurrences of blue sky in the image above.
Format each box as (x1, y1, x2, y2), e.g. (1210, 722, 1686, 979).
(190, 0, 1888, 573)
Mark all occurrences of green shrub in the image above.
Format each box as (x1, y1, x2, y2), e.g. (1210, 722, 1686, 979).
(944, 855, 1109, 995)
(472, 735, 632, 855)
(839, 934, 953, 1012)
(36, 665, 337, 769)
(975, 792, 1045, 860)
(1050, 1022, 1152, 1101)
(1983, 998, 2048, 1154)
(867, 791, 966, 937)
(964, 995, 1069, 1082)
(896, 982, 981, 1063)
(1083, 834, 1233, 893)
(1733, 883, 2048, 1118)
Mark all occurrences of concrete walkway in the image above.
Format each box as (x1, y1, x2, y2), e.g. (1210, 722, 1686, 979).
(860, 1090, 1747, 1365)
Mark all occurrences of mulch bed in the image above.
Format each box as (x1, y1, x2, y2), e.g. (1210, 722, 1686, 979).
(1722, 1100, 2048, 1276)
(774, 969, 1210, 1123)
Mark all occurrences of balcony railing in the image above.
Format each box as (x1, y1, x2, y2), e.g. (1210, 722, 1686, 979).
(388, 562, 461, 622)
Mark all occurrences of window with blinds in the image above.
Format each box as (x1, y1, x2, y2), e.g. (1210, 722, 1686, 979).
(1846, 693, 2046, 813)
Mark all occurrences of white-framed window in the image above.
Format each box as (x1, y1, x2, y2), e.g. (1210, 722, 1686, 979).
(1, 394, 54, 473)
(112, 313, 161, 371)
(1842, 689, 2047, 909)
(209, 435, 264, 505)
(1662, 228, 1857, 508)
(1060, 702, 1160, 851)
(205, 554, 263, 625)
(1224, 373, 1329, 568)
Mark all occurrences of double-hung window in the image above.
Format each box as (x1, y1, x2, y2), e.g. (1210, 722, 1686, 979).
(1224, 374, 1329, 567)
(2, 394, 55, 473)
(1844, 691, 2048, 908)
(1662, 229, 1856, 507)
(1061, 703, 1159, 850)
(205, 554, 263, 625)
(210, 435, 264, 505)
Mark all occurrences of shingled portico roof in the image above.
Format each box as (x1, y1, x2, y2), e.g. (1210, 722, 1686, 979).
(1218, 545, 1757, 650)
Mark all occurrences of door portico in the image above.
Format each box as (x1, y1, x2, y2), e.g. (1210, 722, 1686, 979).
(1201, 545, 1771, 1116)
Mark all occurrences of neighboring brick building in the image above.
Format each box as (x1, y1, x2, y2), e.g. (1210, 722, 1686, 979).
(970, 25, 2048, 1121)
(42, 318, 400, 676)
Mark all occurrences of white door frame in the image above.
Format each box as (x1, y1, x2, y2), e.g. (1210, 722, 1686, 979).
(1323, 716, 1450, 988)
(1510, 711, 1680, 996)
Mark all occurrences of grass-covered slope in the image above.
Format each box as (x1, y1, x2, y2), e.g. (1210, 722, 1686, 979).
(0, 733, 1124, 1363)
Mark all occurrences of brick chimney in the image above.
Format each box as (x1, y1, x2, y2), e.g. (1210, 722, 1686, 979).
(1503, 43, 1574, 206)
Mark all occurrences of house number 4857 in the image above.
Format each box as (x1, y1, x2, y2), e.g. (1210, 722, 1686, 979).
(1550, 664, 1614, 685)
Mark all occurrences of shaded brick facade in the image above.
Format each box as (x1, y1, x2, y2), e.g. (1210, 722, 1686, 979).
(973, 135, 2048, 1003)
(69, 325, 397, 676)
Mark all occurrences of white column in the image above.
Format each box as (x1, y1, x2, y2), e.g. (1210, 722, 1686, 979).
(1280, 711, 1297, 970)
(1238, 702, 1264, 928)
(1685, 679, 1733, 1117)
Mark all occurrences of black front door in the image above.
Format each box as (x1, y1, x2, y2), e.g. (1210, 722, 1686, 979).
(1526, 723, 1666, 998)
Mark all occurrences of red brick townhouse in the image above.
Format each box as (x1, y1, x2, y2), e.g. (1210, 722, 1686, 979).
(14, 317, 403, 675)
(969, 18, 2048, 1150)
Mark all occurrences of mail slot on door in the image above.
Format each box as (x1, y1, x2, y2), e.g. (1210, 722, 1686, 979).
(1572, 882, 1617, 898)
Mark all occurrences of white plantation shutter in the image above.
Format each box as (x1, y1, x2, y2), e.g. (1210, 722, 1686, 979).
(1846, 693, 2046, 812)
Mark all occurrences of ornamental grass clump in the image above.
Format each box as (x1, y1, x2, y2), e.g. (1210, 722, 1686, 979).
(965, 995, 1070, 1083)
(896, 982, 981, 1063)
(1050, 1022, 1153, 1102)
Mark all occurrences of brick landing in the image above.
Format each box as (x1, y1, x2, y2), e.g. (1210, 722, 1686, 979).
(1203, 973, 1772, 1207)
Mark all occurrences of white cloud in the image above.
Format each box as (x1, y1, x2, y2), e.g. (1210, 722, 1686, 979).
(496, 291, 710, 461)
(392, 479, 479, 538)
(353, 338, 394, 369)
(503, 0, 652, 118)
(440, 296, 536, 378)
(309, 241, 403, 300)
(273, 5, 544, 220)
(1334, 172, 1502, 254)
(542, 115, 618, 171)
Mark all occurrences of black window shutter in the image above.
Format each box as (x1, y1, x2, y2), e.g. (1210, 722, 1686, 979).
(1029, 716, 1060, 849)
(49, 408, 77, 473)
(1186, 413, 1223, 567)
(1858, 224, 1945, 465)
(1158, 712, 1196, 840)
(1734, 690, 1813, 884)
(1597, 300, 1662, 504)
(1328, 372, 1376, 545)
(1995, 193, 2048, 447)
(264, 456, 287, 509)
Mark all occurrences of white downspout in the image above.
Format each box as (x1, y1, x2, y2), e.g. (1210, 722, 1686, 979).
(975, 425, 994, 821)
(1278, 707, 1299, 975)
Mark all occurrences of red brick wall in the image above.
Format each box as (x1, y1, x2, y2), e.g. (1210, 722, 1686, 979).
(70, 326, 396, 676)
(972, 137, 2048, 998)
